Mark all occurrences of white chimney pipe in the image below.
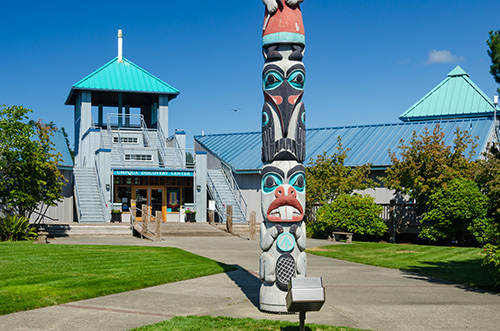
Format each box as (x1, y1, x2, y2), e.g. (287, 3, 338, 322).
(118, 29, 123, 62)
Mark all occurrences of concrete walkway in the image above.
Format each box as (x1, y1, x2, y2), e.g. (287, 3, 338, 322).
(1, 236, 500, 331)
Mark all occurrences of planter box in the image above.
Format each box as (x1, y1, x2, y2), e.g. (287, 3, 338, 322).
(186, 213, 196, 222)
(111, 213, 122, 223)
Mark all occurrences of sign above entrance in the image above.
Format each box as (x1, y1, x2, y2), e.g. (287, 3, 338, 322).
(113, 170, 194, 177)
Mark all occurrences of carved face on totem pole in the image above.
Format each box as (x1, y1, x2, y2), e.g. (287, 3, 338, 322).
(261, 0, 306, 163)
(262, 48, 306, 162)
(261, 160, 305, 223)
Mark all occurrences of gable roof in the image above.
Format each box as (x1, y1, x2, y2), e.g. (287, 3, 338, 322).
(65, 57, 179, 104)
(195, 118, 494, 173)
(399, 66, 497, 122)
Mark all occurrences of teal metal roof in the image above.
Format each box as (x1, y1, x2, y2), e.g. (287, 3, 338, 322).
(195, 118, 494, 173)
(65, 57, 179, 104)
(399, 66, 498, 122)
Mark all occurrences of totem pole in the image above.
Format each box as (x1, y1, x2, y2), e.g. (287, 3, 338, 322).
(259, 0, 307, 313)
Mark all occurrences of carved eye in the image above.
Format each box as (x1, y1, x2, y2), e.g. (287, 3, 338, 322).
(263, 71, 283, 90)
(288, 70, 305, 90)
(262, 174, 282, 194)
(289, 172, 305, 192)
(262, 111, 269, 126)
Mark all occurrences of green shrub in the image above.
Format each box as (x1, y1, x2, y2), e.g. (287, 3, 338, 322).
(315, 194, 387, 238)
(0, 215, 37, 241)
(420, 178, 491, 246)
(483, 244, 500, 288)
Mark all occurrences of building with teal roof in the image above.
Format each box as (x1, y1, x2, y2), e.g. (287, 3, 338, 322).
(195, 66, 499, 224)
(65, 31, 200, 224)
(399, 66, 498, 122)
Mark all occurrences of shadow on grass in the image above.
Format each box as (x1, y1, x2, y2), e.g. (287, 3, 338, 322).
(400, 259, 499, 295)
(222, 264, 261, 308)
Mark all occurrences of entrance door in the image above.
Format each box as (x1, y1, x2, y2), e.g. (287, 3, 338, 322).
(134, 188, 148, 221)
(133, 187, 165, 222)
(150, 188, 163, 219)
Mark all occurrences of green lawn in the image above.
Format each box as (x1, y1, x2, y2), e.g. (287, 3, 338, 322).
(130, 316, 369, 331)
(307, 242, 497, 291)
(0, 242, 236, 315)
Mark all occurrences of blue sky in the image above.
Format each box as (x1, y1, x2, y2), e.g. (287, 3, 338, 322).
(1, 0, 500, 148)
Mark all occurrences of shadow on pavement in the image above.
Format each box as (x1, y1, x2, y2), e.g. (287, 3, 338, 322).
(224, 265, 261, 308)
(400, 259, 499, 295)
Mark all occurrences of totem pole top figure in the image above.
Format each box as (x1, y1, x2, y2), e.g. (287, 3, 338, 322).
(262, 0, 305, 47)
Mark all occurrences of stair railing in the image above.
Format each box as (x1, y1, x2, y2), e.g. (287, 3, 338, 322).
(140, 116, 153, 148)
(73, 181, 82, 223)
(220, 161, 248, 221)
(94, 160, 110, 222)
(207, 171, 227, 223)
(156, 122, 169, 167)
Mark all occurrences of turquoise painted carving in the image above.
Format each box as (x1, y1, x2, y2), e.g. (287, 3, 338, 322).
(277, 232, 296, 252)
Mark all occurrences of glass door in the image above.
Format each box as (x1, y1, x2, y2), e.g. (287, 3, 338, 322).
(150, 188, 164, 221)
(134, 188, 148, 221)
(133, 186, 165, 222)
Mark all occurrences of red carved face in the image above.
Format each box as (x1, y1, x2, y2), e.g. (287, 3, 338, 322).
(261, 160, 305, 222)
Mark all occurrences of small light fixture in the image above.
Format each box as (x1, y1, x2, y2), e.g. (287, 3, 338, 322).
(106, 184, 110, 191)
(494, 95, 499, 106)
(197, 185, 201, 191)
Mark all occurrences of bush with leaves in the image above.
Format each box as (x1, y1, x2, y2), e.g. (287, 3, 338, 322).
(315, 194, 387, 238)
(420, 178, 491, 245)
(306, 137, 376, 206)
(483, 244, 500, 288)
(475, 143, 500, 244)
(385, 125, 477, 216)
(0, 215, 38, 241)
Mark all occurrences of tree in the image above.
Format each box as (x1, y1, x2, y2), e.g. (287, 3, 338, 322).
(306, 136, 376, 208)
(474, 143, 500, 245)
(420, 178, 490, 245)
(315, 194, 387, 238)
(487, 30, 500, 95)
(385, 125, 478, 215)
(0, 105, 66, 221)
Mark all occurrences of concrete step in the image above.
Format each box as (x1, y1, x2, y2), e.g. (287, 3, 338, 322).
(36, 223, 132, 237)
(133, 222, 233, 237)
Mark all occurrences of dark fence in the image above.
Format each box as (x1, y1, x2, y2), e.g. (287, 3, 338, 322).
(306, 200, 420, 242)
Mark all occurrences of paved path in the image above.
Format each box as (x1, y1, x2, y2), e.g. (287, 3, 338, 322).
(1, 236, 500, 331)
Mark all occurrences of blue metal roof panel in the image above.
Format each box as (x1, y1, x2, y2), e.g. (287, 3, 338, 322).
(51, 130, 73, 168)
(195, 118, 493, 171)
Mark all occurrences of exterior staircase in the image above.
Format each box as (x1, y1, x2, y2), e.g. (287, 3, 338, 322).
(74, 167, 107, 223)
(207, 169, 247, 223)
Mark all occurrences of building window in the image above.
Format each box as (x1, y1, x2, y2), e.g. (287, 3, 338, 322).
(124, 154, 153, 161)
(114, 137, 139, 144)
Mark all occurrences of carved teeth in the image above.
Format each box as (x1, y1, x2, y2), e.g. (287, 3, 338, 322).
(271, 206, 299, 220)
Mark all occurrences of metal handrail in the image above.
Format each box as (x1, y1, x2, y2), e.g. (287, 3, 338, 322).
(159, 125, 184, 167)
(221, 161, 248, 220)
(94, 160, 109, 222)
(207, 171, 227, 223)
(156, 122, 169, 167)
(73, 185, 82, 223)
